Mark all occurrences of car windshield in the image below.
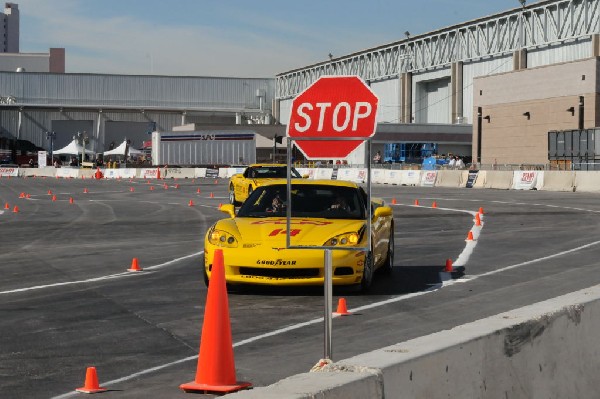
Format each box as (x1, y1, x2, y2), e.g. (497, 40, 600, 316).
(237, 184, 365, 219)
(246, 166, 302, 178)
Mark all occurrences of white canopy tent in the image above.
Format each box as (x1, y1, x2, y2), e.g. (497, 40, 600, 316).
(53, 139, 95, 156)
(103, 140, 143, 156)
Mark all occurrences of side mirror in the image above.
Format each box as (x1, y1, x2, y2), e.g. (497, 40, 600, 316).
(374, 206, 392, 218)
(220, 204, 236, 218)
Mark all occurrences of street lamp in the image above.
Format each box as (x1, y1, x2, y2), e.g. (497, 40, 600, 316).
(77, 131, 89, 167)
(46, 131, 56, 161)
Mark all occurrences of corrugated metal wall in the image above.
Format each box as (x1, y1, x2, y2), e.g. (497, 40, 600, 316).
(412, 68, 451, 124)
(370, 79, 400, 123)
(462, 55, 514, 123)
(0, 72, 275, 110)
(527, 39, 592, 69)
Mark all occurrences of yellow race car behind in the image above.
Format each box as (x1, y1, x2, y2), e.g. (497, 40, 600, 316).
(204, 180, 394, 292)
(228, 164, 304, 205)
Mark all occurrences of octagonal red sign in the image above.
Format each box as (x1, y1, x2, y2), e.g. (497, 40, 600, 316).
(286, 76, 378, 159)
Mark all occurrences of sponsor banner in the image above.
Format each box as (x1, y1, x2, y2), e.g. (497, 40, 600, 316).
(205, 168, 219, 179)
(0, 167, 18, 177)
(512, 171, 544, 190)
(355, 168, 367, 183)
(56, 168, 80, 179)
(420, 170, 437, 187)
(141, 168, 160, 179)
(371, 169, 385, 184)
(164, 168, 195, 178)
(314, 168, 333, 180)
(103, 168, 137, 179)
(38, 151, 48, 168)
(466, 170, 479, 188)
(399, 170, 421, 186)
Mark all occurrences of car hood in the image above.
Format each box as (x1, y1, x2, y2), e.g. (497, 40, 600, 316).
(217, 217, 365, 247)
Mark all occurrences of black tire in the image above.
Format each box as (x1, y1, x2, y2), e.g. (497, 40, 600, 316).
(360, 251, 374, 292)
(202, 253, 209, 287)
(380, 227, 394, 275)
(229, 184, 237, 205)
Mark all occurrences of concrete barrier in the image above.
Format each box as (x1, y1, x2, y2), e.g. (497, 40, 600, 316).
(512, 171, 544, 190)
(482, 170, 512, 189)
(435, 170, 463, 188)
(540, 171, 575, 191)
(225, 284, 600, 399)
(574, 171, 600, 192)
(21, 167, 55, 177)
(419, 170, 437, 187)
(398, 170, 421, 186)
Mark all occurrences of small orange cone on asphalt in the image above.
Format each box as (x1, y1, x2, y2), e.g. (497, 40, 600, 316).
(414, 199, 419, 206)
(130, 187, 135, 192)
(83, 188, 89, 193)
(19, 192, 25, 198)
(4, 202, 9, 209)
(210, 192, 214, 198)
(175, 184, 179, 189)
(466, 231, 474, 241)
(150, 186, 154, 191)
(12, 205, 19, 213)
(128, 258, 142, 272)
(218, 203, 222, 209)
(475, 212, 481, 226)
(75, 366, 107, 394)
(479, 207, 484, 214)
(196, 188, 201, 194)
(52, 195, 57, 202)
(47, 190, 52, 195)
(432, 201, 438, 208)
(214, 179, 218, 185)
(26, 194, 31, 199)
(444, 259, 453, 272)
(335, 298, 352, 316)
(391, 198, 397, 205)
(180, 249, 252, 394)
(189, 200, 195, 207)
(69, 197, 74, 204)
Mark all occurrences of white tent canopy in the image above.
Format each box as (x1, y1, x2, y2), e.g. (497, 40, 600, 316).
(53, 139, 95, 155)
(103, 140, 143, 156)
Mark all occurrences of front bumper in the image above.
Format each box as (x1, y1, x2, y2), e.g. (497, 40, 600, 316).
(204, 246, 366, 286)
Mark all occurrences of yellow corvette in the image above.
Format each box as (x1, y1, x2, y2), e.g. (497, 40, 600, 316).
(204, 180, 394, 292)
(228, 164, 304, 205)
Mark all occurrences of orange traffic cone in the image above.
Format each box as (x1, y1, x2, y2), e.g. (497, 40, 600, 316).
(474, 212, 481, 226)
(128, 258, 143, 272)
(479, 207, 484, 214)
(150, 186, 154, 191)
(210, 192, 214, 198)
(51, 195, 57, 202)
(391, 198, 397, 205)
(432, 201, 438, 208)
(75, 366, 107, 394)
(130, 187, 135, 192)
(414, 199, 419, 206)
(47, 190, 52, 195)
(69, 197, 74, 204)
(26, 194, 31, 199)
(4, 202, 9, 209)
(19, 192, 25, 198)
(188, 200, 195, 207)
(214, 179, 218, 185)
(334, 298, 352, 316)
(12, 205, 19, 213)
(218, 203, 222, 209)
(466, 231, 474, 241)
(444, 259, 453, 272)
(180, 249, 251, 394)
(156, 168, 161, 179)
(196, 188, 201, 194)
(83, 188, 89, 193)
(175, 184, 179, 189)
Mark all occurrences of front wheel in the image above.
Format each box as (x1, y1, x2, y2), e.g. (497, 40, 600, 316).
(380, 228, 394, 275)
(229, 184, 238, 205)
(360, 251, 374, 292)
(202, 253, 209, 287)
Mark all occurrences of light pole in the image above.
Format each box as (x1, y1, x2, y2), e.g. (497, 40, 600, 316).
(77, 131, 89, 167)
(46, 131, 56, 162)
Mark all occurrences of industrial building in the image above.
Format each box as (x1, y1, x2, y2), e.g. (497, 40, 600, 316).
(2, 0, 600, 167)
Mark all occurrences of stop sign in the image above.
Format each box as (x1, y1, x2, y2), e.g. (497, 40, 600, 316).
(286, 76, 378, 159)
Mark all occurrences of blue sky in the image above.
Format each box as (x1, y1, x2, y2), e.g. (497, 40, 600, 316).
(15, 0, 528, 77)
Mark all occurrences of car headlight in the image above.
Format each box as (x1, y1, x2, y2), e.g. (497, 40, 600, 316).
(208, 228, 239, 248)
(324, 232, 360, 246)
